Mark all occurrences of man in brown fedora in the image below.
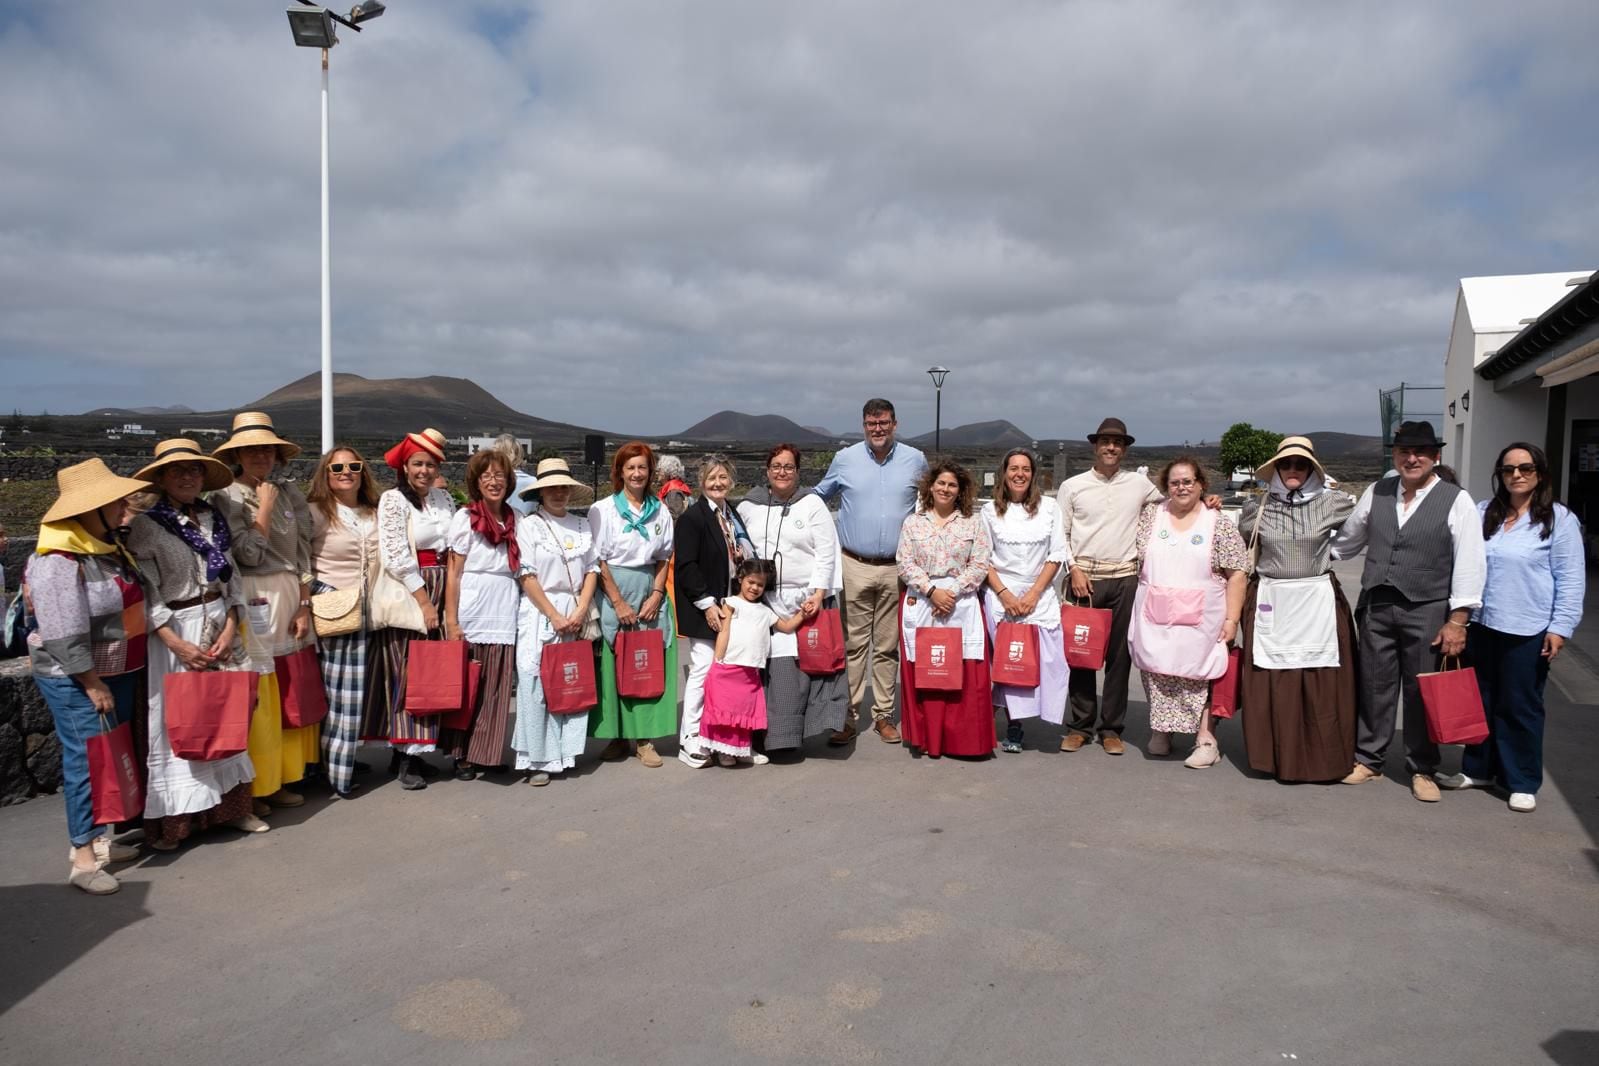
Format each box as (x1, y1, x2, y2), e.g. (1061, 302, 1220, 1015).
(1056, 418, 1163, 754)
(1332, 420, 1485, 802)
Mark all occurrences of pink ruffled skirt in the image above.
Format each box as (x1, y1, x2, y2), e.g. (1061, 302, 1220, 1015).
(701, 662, 766, 756)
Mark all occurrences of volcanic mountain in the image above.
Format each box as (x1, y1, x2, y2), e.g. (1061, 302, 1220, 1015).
(908, 419, 1034, 449)
(675, 410, 833, 444)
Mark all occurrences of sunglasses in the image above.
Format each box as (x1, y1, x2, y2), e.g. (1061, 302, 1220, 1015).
(328, 462, 363, 473)
(1499, 463, 1537, 478)
(1277, 457, 1312, 470)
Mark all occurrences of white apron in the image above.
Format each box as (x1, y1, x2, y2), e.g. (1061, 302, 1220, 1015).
(901, 577, 985, 661)
(1251, 574, 1339, 669)
(1129, 506, 1229, 681)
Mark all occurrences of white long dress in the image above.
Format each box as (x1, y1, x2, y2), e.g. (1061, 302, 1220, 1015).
(510, 511, 599, 773)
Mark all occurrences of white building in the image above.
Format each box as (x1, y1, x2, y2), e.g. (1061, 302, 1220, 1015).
(118, 423, 155, 436)
(466, 435, 532, 455)
(1440, 271, 1597, 514)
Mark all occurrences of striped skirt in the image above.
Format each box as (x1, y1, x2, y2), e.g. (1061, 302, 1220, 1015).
(318, 629, 369, 795)
(444, 642, 516, 766)
(364, 564, 446, 750)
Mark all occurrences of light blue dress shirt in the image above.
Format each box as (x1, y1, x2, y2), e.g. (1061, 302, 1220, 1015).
(1476, 500, 1586, 638)
(506, 469, 538, 517)
(815, 440, 928, 559)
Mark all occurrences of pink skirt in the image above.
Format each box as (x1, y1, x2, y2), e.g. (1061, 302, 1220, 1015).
(701, 662, 766, 756)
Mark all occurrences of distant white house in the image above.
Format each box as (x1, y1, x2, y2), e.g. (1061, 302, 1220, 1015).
(467, 435, 532, 455)
(180, 427, 227, 438)
(115, 423, 155, 436)
(1440, 271, 1599, 520)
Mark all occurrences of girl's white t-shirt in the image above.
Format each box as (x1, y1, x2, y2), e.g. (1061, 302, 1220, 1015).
(721, 597, 778, 669)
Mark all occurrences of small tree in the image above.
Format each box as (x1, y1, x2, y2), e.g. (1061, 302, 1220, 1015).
(1218, 422, 1284, 477)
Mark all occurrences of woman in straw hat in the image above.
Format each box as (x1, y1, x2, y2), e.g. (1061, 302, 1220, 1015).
(367, 428, 454, 789)
(306, 444, 383, 797)
(25, 459, 154, 893)
(510, 458, 600, 785)
(126, 439, 264, 848)
(211, 412, 317, 813)
(1235, 436, 1359, 782)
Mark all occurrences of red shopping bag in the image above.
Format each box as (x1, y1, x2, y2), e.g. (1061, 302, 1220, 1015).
(440, 659, 481, 732)
(990, 621, 1041, 688)
(87, 716, 145, 824)
(541, 639, 598, 714)
(1418, 656, 1490, 745)
(275, 645, 329, 728)
(1060, 602, 1113, 670)
(405, 639, 469, 713)
(615, 627, 666, 700)
(163, 669, 255, 759)
(913, 627, 964, 691)
(796, 607, 845, 675)
(1208, 646, 1241, 719)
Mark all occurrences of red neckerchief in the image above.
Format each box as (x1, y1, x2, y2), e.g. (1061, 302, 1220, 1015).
(466, 500, 520, 573)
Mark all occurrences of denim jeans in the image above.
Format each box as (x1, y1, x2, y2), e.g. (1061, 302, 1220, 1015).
(33, 672, 139, 846)
(1462, 626, 1550, 794)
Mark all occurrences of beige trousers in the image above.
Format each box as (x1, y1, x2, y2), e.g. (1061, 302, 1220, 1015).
(840, 554, 901, 723)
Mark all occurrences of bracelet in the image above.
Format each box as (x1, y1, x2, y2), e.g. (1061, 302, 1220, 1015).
(1445, 620, 1468, 630)
(1225, 617, 1239, 624)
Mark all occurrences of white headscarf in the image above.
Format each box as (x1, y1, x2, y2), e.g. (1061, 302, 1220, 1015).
(1268, 469, 1325, 504)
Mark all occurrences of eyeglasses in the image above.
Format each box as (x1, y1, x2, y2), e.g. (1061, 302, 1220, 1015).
(479, 473, 508, 484)
(863, 419, 894, 430)
(1499, 463, 1537, 478)
(767, 464, 797, 473)
(328, 462, 363, 473)
(1168, 478, 1199, 489)
(167, 463, 206, 478)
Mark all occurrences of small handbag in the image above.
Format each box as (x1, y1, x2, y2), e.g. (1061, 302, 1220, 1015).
(311, 586, 362, 638)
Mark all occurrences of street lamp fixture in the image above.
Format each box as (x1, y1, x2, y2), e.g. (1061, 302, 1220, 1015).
(926, 366, 950, 454)
(284, 2, 386, 454)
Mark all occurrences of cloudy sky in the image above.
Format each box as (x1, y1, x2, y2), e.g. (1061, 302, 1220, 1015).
(2, 1, 1595, 443)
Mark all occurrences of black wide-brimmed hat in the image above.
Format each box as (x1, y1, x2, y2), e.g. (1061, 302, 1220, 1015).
(1087, 417, 1134, 446)
(1391, 421, 1444, 448)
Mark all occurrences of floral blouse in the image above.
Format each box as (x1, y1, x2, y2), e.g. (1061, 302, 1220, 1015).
(1133, 503, 1249, 574)
(896, 510, 992, 596)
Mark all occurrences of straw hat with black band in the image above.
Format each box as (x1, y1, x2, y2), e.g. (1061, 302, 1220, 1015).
(518, 457, 585, 501)
(135, 438, 235, 492)
(41, 458, 155, 524)
(213, 411, 301, 463)
(1254, 435, 1327, 484)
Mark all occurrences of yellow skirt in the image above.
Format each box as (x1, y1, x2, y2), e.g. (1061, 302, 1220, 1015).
(242, 571, 319, 796)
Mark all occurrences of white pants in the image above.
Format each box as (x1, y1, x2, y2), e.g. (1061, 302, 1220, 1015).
(680, 636, 717, 754)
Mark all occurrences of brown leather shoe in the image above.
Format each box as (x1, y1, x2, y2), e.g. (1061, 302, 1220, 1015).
(828, 725, 858, 746)
(599, 738, 630, 761)
(1060, 733, 1087, 752)
(1411, 774, 1441, 802)
(873, 721, 902, 744)
(636, 741, 664, 768)
(1341, 763, 1381, 785)
(1100, 734, 1125, 756)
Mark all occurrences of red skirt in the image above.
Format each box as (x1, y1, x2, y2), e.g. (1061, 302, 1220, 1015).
(898, 652, 996, 757)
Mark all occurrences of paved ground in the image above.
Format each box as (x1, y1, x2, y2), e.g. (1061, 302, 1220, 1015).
(2, 561, 1597, 1065)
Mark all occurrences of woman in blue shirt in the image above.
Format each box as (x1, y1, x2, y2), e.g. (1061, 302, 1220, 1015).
(1439, 443, 1584, 812)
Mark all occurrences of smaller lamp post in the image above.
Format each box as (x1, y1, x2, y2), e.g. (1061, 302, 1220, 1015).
(926, 366, 950, 454)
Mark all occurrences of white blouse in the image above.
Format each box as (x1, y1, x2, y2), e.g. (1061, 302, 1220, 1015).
(981, 496, 1071, 627)
(446, 509, 518, 645)
(721, 598, 778, 670)
(378, 487, 456, 593)
(591, 494, 675, 570)
(736, 492, 841, 595)
(514, 511, 599, 598)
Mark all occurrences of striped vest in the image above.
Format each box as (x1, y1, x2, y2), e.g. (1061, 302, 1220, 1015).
(1360, 477, 1460, 602)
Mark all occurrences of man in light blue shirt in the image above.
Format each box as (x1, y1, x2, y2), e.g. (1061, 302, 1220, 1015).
(815, 398, 927, 744)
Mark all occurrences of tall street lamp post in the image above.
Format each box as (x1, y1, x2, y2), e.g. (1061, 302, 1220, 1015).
(285, 2, 386, 453)
(926, 366, 950, 454)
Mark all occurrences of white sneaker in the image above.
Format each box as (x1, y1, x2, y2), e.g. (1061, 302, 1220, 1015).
(1183, 740, 1221, 769)
(1436, 772, 1493, 791)
(1508, 793, 1536, 813)
(742, 753, 770, 766)
(678, 748, 711, 769)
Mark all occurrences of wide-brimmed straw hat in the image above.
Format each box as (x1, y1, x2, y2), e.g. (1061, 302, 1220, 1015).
(384, 427, 448, 470)
(213, 411, 301, 462)
(135, 438, 235, 492)
(1087, 417, 1134, 446)
(1255, 435, 1327, 483)
(518, 457, 584, 500)
(41, 458, 155, 524)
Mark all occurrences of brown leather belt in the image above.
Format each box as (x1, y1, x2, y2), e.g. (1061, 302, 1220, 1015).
(167, 590, 224, 611)
(842, 548, 897, 567)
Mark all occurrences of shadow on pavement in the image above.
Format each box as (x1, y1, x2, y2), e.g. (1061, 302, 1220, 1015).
(0, 880, 152, 1017)
(1543, 1029, 1599, 1065)
(1538, 691, 1599, 878)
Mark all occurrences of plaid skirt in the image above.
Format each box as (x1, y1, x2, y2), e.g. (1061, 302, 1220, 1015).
(318, 629, 369, 794)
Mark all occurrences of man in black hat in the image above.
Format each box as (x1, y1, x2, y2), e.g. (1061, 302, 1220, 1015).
(1332, 421, 1485, 802)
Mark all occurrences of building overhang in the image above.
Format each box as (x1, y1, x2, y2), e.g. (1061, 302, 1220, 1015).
(1478, 271, 1599, 384)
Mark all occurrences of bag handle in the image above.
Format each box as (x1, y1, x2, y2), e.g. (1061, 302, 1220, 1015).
(1440, 654, 1462, 671)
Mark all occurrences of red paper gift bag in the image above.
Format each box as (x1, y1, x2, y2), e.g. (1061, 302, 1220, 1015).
(440, 659, 481, 732)
(1208, 646, 1241, 719)
(541, 639, 598, 714)
(1418, 656, 1490, 745)
(405, 639, 469, 713)
(913, 627, 964, 691)
(275, 645, 330, 728)
(87, 716, 145, 824)
(164, 668, 255, 760)
(796, 607, 845, 675)
(990, 621, 1041, 688)
(1060, 602, 1113, 670)
(615, 627, 667, 700)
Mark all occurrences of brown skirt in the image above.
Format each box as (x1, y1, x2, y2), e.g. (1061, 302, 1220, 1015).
(144, 781, 254, 849)
(444, 642, 516, 766)
(1238, 572, 1359, 782)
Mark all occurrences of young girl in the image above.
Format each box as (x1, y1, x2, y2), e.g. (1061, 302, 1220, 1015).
(701, 560, 805, 767)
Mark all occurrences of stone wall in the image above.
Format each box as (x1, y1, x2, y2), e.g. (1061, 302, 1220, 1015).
(1, 452, 477, 485)
(0, 657, 61, 806)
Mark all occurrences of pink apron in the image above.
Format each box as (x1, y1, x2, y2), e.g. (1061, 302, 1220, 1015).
(1128, 505, 1228, 681)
